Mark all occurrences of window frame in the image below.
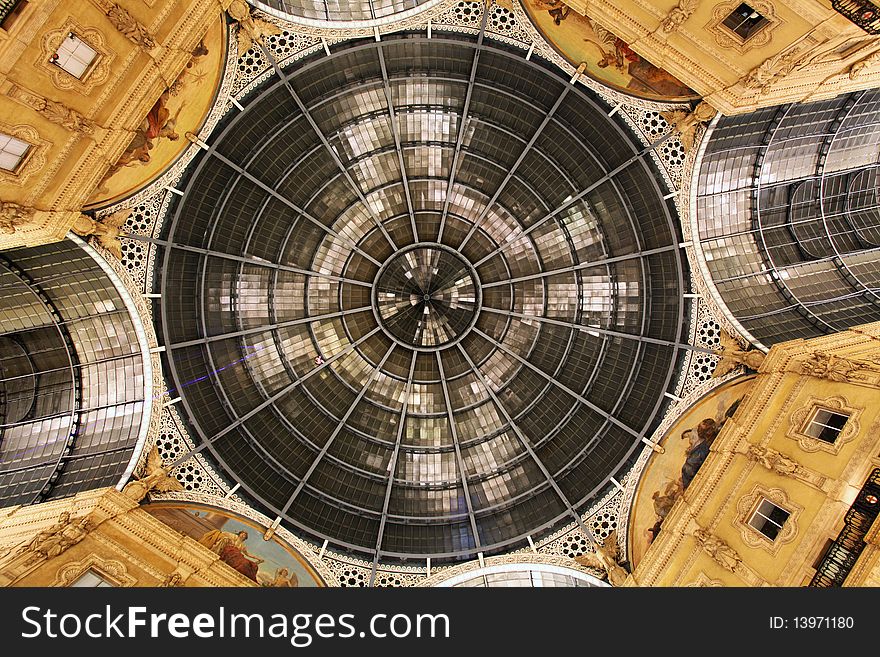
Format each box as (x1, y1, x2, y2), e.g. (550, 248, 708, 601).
(721, 3, 771, 42)
(70, 569, 115, 588)
(803, 407, 850, 445)
(747, 497, 791, 542)
(787, 396, 860, 455)
(50, 32, 99, 81)
(0, 132, 32, 173)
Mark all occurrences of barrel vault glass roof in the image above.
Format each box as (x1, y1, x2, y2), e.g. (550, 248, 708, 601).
(0, 239, 149, 507)
(157, 31, 688, 563)
(695, 89, 880, 349)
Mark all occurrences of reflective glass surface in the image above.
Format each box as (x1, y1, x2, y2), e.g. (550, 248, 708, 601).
(696, 90, 880, 346)
(0, 239, 147, 507)
(160, 34, 686, 561)
(254, 0, 437, 23)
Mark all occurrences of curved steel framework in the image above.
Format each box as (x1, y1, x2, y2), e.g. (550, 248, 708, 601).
(694, 90, 880, 349)
(0, 240, 149, 507)
(252, 0, 443, 26)
(158, 32, 687, 562)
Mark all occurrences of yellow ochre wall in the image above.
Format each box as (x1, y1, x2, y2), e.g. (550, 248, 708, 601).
(629, 322, 880, 586)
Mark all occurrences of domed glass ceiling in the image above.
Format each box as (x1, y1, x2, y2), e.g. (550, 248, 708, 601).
(159, 32, 687, 561)
(252, 0, 442, 25)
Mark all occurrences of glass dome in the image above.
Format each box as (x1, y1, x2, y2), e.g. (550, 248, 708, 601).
(251, 0, 445, 27)
(158, 32, 687, 562)
(0, 238, 151, 507)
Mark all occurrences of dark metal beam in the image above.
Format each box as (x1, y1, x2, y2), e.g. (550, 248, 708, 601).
(279, 343, 397, 516)
(458, 82, 572, 251)
(481, 244, 678, 288)
(169, 325, 383, 467)
(472, 133, 676, 268)
(479, 306, 713, 353)
(370, 349, 418, 585)
(437, 9, 489, 243)
(376, 38, 419, 243)
(166, 306, 372, 350)
(435, 349, 482, 553)
(258, 40, 399, 252)
(454, 341, 595, 544)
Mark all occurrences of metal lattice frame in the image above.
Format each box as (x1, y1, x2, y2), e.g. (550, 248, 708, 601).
(91, 0, 738, 584)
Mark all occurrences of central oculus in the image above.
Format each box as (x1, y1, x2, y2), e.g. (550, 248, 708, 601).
(372, 243, 481, 350)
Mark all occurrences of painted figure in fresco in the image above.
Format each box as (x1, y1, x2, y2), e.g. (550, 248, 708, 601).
(597, 37, 640, 72)
(260, 566, 298, 587)
(96, 38, 208, 192)
(680, 418, 720, 490)
(533, 0, 570, 25)
(199, 529, 265, 581)
(644, 397, 742, 545)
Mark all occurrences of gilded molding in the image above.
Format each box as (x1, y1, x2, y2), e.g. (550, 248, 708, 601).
(37, 19, 113, 95)
(51, 555, 137, 587)
(733, 484, 802, 555)
(786, 395, 861, 455)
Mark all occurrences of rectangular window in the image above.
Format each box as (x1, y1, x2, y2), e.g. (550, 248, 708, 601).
(70, 570, 114, 587)
(0, 133, 30, 172)
(748, 498, 790, 541)
(51, 33, 97, 79)
(805, 409, 849, 444)
(722, 3, 769, 40)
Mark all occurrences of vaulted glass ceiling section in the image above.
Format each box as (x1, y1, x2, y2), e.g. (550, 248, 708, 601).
(695, 89, 880, 347)
(253, 0, 439, 24)
(159, 33, 686, 561)
(0, 239, 147, 507)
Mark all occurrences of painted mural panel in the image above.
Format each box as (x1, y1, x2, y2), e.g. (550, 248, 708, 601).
(84, 16, 228, 209)
(144, 503, 324, 587)
(521, 0, 698, 101)
(628, 376, 757, 568)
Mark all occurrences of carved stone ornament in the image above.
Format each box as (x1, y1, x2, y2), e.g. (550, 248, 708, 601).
(15, 511, 97, 565)
(693, 528, 741, 573)
(71, 209, 132, 260)
(849, 48, 880, 79)
(787, 395, 861, 454)
(159, 572, 184, 587)
(658, 0, 699, 35)
(0, 201, 34, 235)
(660, 101, 717, 152)
(51, 555, 137, 587)
(121, 445, 184, 502)
(742, 44, 814, 95)
(572, 530, 629, 586)
(227, 0, 282, 54)
(5, 84, 96, 135)
(37, 20, 112, 95)
(705, 1, 781, 54)
(105, 3, 155, 50)
(685, 572, 724, 587)
(792, 351, 880, 386)
(0, 123, 48, 186)
(734, 484, 801, 555)
(712, 330, 765, 377)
